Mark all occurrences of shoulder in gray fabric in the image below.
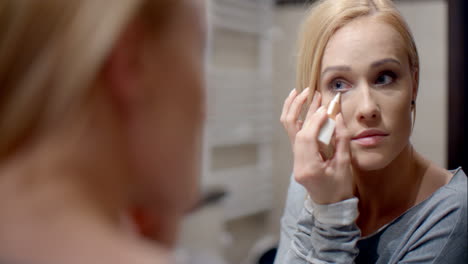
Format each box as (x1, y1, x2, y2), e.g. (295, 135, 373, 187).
(356, 168, 468, 264)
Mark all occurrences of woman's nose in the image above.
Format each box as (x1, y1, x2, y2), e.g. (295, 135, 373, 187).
(355, 87, 380, 124)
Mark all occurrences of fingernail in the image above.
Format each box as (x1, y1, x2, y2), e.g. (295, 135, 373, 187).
(303, 87, 310, 93)
(289, 88, 296, 96)
(317, 106, 325, 113)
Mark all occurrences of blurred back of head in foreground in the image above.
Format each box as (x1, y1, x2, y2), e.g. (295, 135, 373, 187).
(0, 0, 206, 263)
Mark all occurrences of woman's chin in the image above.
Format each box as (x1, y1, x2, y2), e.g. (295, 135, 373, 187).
(351, 150, 392, 172)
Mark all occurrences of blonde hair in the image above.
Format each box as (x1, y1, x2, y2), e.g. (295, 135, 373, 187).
(0, 0, 175, 158)
(296, 0, 419, 97)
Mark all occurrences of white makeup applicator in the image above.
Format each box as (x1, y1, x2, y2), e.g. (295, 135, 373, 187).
(318, 92, 341, 159)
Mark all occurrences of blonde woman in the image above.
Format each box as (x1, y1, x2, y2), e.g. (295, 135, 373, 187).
(276, 0, 467, 263)
(0, 0, 205, 263)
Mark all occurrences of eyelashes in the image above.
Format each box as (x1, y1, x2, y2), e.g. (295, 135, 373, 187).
(375, 70, 398, 87)
(326, 70, 399, 92)
(328, 79, 351, 92)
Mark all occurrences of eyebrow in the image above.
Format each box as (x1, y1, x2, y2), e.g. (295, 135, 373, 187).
(321, 58, 402, 76)
(321, 66, 351, 76)
(371, 58, 401, 68)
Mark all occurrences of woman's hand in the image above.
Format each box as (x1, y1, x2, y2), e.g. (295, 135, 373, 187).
(281, 89, 354, 204)
(280, 88, 314, 150)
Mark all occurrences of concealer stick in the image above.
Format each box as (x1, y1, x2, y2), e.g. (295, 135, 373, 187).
(318, 92, 341, 159)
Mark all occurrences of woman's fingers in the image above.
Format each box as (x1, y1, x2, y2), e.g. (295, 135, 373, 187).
(280, 88, 297, 124)
(297, 105, 328, 149)
(306, 90, 321, 120)
(296, 120, 304, 131)
(280, 88, 313, 150)
(285, 87, 310, 126)
(334, 113, 351, 165)
(295, 111, 354, 205)
(302, 91, 322, 128)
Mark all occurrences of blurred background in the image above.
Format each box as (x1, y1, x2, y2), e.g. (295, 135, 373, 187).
(176, 0, 467, 263)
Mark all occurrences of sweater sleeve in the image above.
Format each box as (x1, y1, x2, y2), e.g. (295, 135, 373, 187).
(275, 175, 361, 264)
(274, 175, 307, 264)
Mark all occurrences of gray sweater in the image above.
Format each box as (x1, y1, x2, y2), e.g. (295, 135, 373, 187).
(275, 168, 467, 263)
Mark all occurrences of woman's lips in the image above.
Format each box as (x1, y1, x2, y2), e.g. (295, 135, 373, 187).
(352, 129, 389, 147)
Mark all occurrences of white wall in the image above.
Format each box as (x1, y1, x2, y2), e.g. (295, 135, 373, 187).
(398, 1, 448, 168)
(268, 5, 308, 235)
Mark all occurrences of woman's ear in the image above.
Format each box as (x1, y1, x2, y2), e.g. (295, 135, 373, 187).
(101, 19, 146, 112)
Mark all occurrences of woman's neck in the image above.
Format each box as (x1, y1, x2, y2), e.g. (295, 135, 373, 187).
(353, 144, 429, 234)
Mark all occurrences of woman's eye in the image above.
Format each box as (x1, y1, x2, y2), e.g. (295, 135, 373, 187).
(329, 79, 351, 91)
(375, 71, 396, 86)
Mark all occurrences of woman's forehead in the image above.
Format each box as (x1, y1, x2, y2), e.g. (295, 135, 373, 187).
(321, 16, 408, 70)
